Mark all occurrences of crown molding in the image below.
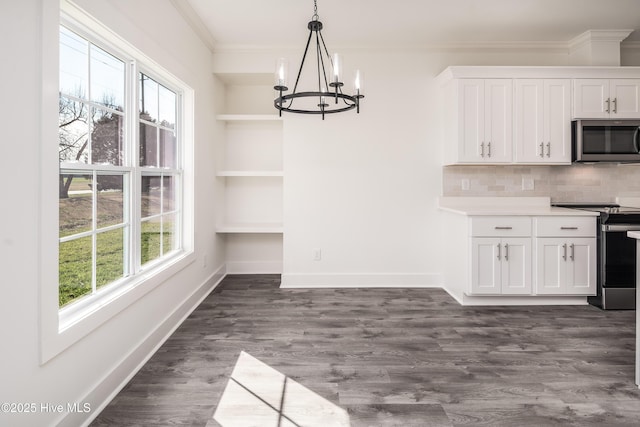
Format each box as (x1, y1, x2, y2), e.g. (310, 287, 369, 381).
(569, 29, 634, 51)
(169, 0, 217, 53)
(211, 41, 572, 55)
(622, 41, 640, 50)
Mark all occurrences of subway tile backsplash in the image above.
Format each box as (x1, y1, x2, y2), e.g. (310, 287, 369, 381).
(443, 164, 640, 202)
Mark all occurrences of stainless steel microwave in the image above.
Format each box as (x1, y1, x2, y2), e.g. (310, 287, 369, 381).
(572, 119, 640, 162)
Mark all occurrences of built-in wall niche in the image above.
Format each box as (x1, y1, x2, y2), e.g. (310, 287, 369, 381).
(224, 233, 283, 274)
(218, 120, 283, 174)
(215, 72, 284, 273)
(222, 177, 283, 228)
(217, 73, 275, 115)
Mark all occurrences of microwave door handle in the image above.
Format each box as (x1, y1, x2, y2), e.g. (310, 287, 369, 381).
(634, 126, 640, 154)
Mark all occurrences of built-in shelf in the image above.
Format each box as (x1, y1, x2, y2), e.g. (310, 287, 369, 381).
(216, 114, 282, 122)
(216, 170, 284, 177)
(216, 223, 284, 234)
(214, 72, 284, 273)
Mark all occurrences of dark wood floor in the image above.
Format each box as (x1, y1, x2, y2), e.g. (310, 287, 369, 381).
(92, 274, 640, 426)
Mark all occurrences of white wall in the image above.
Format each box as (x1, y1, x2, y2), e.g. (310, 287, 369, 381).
(280, 48, 573, 287)
(0, 1, 223, 426)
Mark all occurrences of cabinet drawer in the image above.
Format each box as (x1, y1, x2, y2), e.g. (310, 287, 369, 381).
(470, 217, 532, 237)
(534, 217, 596, 237)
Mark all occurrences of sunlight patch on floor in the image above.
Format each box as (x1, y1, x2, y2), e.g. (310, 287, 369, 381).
(213, 351, 351, 427)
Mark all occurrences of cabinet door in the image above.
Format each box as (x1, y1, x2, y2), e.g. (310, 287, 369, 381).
(514, 79, 544, 163)
(611, 79, 640, 119)
(501, 238, 532, 295)
(484, 79, 512, 163)
(471, 238, 501, 294)
(573, 79, 609, 119)
(565, 238, 596, 295)
(458, 79, 485, 162)
(543, 79, 571, 163)
(535, 238, 566, 294)
(535, 237, 596, 295)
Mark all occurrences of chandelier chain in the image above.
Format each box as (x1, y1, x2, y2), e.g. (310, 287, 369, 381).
(312, 0, 319, 21)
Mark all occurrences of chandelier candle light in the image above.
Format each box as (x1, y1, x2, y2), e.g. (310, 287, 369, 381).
(274, 0, 364, 120)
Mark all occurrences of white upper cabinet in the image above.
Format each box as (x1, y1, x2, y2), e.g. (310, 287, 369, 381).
(456, 79, 512, 163)
(514, 79, 571, 164)
(439, 67, 640, 165)
(573, 79, 640, 119)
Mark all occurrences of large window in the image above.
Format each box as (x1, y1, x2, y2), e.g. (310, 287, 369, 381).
(58, 26, 182, 309)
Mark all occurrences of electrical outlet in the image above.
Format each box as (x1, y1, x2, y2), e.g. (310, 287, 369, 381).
(313, 248, 322, 261)
(461, 179, 470, 191)
(203, 253, 207, 268)
(522, 178, 534, 191)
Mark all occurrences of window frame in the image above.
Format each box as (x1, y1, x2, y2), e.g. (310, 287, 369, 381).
(40, 0, 195, 363)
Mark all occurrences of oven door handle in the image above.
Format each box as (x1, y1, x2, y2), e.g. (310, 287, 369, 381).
(634, 126, 640, 154)
(602, 224, 640, 232)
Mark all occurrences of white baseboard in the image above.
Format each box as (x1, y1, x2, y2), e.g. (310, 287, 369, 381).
(280, 273, 442, 288)
(457, 294, 589, 306)
(61, 264, 227, 427)
(226, 261, 283, 274)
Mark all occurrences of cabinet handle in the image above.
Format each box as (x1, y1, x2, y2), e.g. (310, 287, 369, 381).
(546, 142, 551, 158)
(504, 243, 509, 261)
(497, 244, 501, 260)
(539, 142, 544, 158)
(487, 142, 491, 158)
(570, 243, 575, 261)
(613, 98, 617, 114)
(562, 243, 567, 261)
(494, 226, 513, 230)
(560, 227, 578, 230)
(480, 142, 485, 157)
(606, 98, 610, 114)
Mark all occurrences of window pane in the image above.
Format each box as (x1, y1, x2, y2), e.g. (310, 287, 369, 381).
(59, 236, 93, 307)
(162, 213, 177, 254)
(141, 219, 161, 265)
(92, 108, 124, 165)
(159, 85, 176, 129)
(141, 176, 162, 218)
(59, 173, 93, 237)
(97, 174, 124, 228)
(139, 122, 158, 167)
(159, 128, 177, 168)
(140, 74, 158, 123)
(162, 175, 176, 212)
(59, 97, 89, 163)
(59, 26, 88, 99)
(96, 228, 125, 288)
(90, 44, 125, 110)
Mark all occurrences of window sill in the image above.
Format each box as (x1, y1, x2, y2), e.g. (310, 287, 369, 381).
(42, 250, 195, 363)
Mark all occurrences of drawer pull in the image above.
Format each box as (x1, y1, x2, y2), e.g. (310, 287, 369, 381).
(494, 226, 513, 230)
(560, 227, 578, 230)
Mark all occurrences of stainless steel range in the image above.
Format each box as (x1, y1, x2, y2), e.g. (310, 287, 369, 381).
(553, 203, 640, 310)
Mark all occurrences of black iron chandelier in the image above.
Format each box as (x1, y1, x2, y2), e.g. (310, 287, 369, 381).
(274, 0, 364, 120)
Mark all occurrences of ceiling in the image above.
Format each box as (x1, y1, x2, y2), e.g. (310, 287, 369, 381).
(184, 0, 640, 50)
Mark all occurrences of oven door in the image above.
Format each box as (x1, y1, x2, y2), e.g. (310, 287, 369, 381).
(598, 224, 640, 309)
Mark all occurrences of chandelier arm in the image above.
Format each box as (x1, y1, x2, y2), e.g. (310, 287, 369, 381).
(292, 29, 314, 94)
(316, 32, 330, 95)
(318, 31, 334, 77)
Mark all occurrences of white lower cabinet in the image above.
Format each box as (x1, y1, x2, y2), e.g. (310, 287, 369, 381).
(533, 216, 597, 295)
(465, 215, 596, 297)
(471, 237, 532, 295)
(535, 238, 596, 295)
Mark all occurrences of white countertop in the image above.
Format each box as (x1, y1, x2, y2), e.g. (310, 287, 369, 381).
(628, 231, 640, 240)
(438, 197, 600, 217)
